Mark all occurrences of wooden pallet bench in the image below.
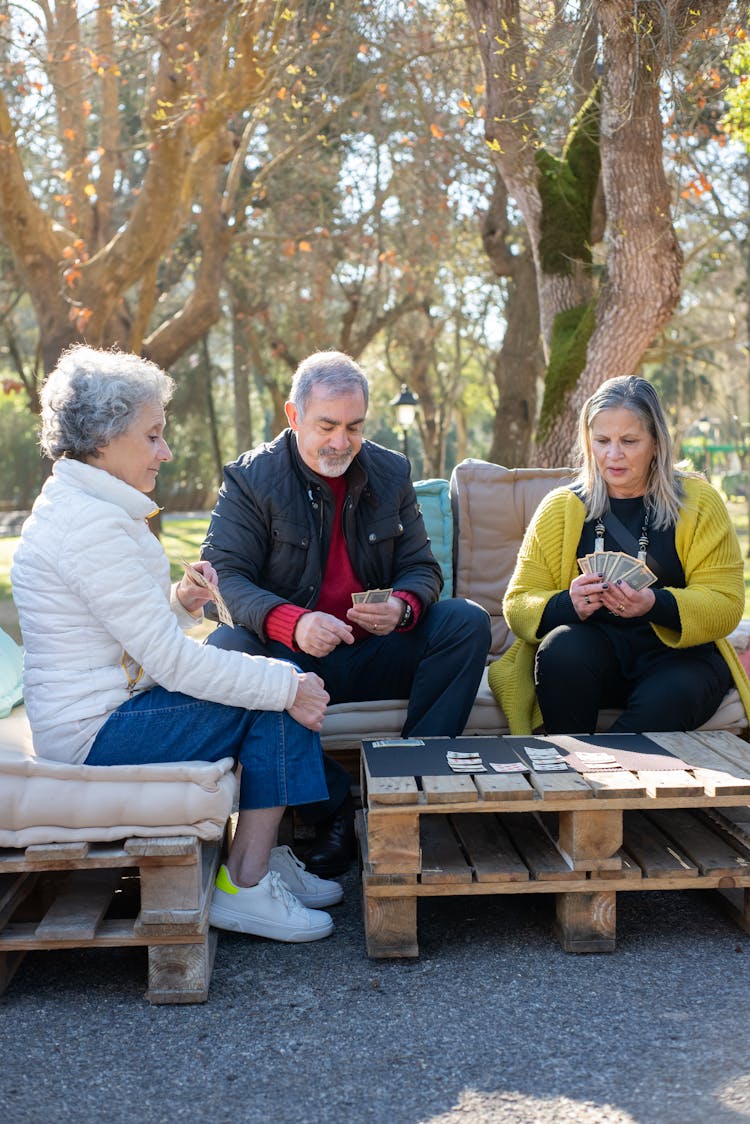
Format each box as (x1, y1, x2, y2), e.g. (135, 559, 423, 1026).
(0, 834, 222, 1003)
(358, 730, 750, 957)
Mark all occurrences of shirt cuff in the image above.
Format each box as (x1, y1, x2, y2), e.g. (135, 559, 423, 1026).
(170, 583, 203, 627)
(265, 603, 308, 649)
(393, 591, 421, 630)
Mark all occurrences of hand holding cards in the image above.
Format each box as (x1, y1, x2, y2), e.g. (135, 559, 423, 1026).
(352, 588, 393, 605)
(578, 550, 656, 590)
(180, 559, 234, 627)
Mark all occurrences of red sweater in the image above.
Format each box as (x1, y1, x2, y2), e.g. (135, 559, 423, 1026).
(265, 474, 419, 648)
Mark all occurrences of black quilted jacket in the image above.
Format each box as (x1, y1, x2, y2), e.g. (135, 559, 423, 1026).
(202, 430, 443, 640)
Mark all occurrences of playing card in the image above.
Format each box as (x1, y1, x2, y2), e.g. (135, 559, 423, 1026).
(490, 762, 528, 773)
(371, 738, 426, 747)
(180, 560, 234, 627)
(608, 553, 638, 582)
(363, 588, 393, 603)
(620, 563, 657, 591)
(577, 751, 616, 763)
(577, 556, 592, 575)
(592, 551, 609, 576)
(351, 592, 369, 604)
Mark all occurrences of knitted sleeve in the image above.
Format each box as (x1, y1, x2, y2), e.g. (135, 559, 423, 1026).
(652, 478, 744, 649)
(502, 489, 584, 643)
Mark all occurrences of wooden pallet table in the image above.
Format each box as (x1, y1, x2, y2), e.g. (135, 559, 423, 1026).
(0, 834, 222, 1003)
(358, 730, 750, 958)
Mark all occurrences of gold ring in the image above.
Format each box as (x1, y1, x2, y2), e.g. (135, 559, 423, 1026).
(618, 603, 625, 611)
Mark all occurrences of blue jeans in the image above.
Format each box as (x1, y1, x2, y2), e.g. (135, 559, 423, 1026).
(85, 686, 328, 811)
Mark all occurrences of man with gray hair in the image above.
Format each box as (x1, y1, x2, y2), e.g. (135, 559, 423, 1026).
(203, 350, 491, 876)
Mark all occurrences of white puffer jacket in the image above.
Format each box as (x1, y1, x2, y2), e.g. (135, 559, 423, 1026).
(11, 459, 299, 763)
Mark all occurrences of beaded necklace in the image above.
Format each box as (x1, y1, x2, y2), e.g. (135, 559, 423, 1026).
(594, 505, 649, 562)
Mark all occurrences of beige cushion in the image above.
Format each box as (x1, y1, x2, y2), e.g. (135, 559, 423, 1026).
(450, 460, 573, 657)
(0, 706, 236, 847)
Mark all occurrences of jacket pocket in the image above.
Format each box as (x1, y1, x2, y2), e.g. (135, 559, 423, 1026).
(269, 517, 311, 590)
(363, 514, 405, 545)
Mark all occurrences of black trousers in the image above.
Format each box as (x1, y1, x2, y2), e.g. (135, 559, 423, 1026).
(534, 623, 732, 735)
(207, 598, 492, 822)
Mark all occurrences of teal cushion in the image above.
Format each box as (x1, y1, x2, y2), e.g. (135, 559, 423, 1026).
(414, 478, 453, 598)
(0, 627, 23, 718)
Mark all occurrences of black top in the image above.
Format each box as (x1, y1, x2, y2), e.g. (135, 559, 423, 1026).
(537, 495, 722, 676)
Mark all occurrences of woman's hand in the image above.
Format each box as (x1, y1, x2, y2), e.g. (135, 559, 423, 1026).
(175, 560, 220, 615)
(570, 574, 609, 620)
(287, 672, 329, 731)
(600, 579, 656, 619)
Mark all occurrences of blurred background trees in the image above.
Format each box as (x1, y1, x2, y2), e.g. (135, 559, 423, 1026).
(0, 0, 748, 508)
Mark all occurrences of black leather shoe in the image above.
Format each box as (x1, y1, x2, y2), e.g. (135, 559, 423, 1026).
(304, 794, 356, 878)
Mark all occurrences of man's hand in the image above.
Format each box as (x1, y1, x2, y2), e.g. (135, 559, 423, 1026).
(287, 672, 329, 731)
(175, 560, 219, 615)
(347, 595, 403, 637)
(294, 611, 355, 656)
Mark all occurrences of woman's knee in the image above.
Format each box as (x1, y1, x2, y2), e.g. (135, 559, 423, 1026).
(536, 625, 597, 681)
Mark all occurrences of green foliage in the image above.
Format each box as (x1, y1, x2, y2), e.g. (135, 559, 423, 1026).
(160, 518, 212, 582)
(535, 85, 601, 276)
(722, 41, 750, 148)
(0, 390, 43, 508)
(537, 300, 596, 441)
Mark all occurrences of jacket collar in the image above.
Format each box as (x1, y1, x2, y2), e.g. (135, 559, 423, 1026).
(51, 458, 160, 521)
(286, 429, 369, 500)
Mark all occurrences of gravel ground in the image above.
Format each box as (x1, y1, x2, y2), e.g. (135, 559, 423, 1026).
(2, 872, 750, 1124)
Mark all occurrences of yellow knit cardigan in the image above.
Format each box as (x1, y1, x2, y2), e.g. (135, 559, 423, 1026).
(487, 476, 750, 734)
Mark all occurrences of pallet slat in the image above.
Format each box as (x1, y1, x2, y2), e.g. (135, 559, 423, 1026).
(420, 817, 473, 884)
(451, 813, 529, 883)
(501, 813, 578, 881)
(35, 869, 122, 941)
(622, 811, 699, 878)
(646, 810, 750, 878)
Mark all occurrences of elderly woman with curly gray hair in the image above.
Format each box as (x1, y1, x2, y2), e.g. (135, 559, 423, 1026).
(12, 345, 343, 945)
(490, 375, 750, 735)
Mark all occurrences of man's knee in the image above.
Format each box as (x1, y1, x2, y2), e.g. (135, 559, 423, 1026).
(205, 624, 263, 655)
(425, 597, 492, 649)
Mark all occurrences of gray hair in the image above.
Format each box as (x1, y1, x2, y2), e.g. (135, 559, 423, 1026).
(40, 345, 175, 462)
(573, 375, 683, 529)
(289, 351, 369, 418)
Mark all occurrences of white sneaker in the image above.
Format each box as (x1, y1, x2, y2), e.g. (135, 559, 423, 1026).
(209, 865, 334, 942)
(269, 845, 344, 909)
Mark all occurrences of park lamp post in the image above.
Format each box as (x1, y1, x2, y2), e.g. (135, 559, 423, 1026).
(389, 384, 419, 459)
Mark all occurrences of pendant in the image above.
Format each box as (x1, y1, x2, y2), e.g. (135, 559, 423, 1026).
(594, 521, 605, 552)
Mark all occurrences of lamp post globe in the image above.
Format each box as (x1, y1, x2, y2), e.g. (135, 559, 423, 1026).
(389, 384, 419, 459)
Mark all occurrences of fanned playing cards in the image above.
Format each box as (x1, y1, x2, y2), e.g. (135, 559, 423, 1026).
(577, 551, 657, 590)
(180, 559, 234, 627)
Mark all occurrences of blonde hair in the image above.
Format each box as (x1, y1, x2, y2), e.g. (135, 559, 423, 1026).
(572, 375, 683, 530)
